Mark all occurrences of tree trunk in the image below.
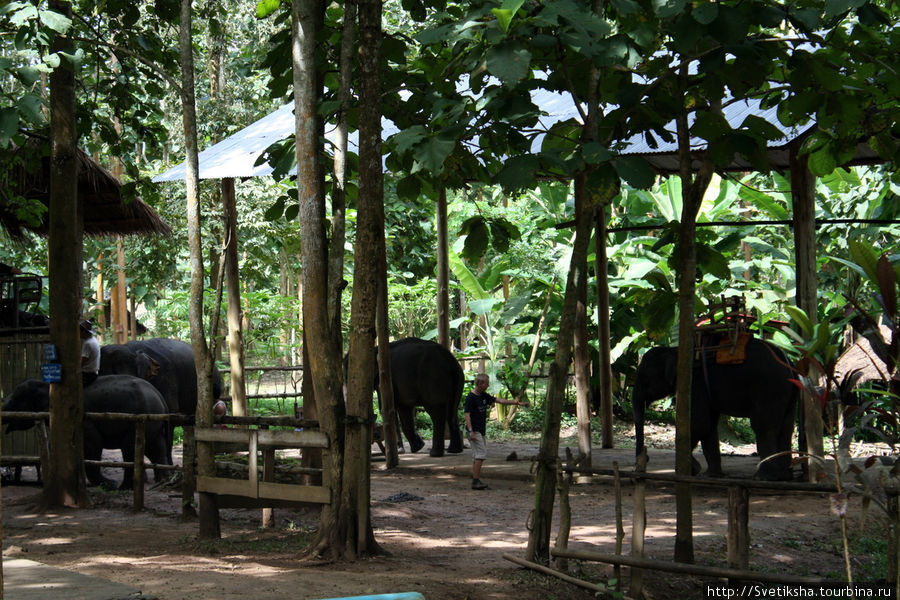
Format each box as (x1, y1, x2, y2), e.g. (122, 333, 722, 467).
(436, 187, 451, 349)
(574, 210, 592, 469)
(223, 178, 247, 416)
(294, 0, 346, 559)
(525, 173, 597, 563)
(790, 145, 823, 482)
(44, 0, 90, 509)
(178, 0, 218, 538)
(672, 95, 716, 562)
(596, 204, 614, 448)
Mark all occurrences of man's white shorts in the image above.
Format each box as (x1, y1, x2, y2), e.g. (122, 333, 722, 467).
(470, 432, 487, 461)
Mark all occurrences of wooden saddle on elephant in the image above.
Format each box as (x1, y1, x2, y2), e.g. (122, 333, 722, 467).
(695, 295, 755, 365)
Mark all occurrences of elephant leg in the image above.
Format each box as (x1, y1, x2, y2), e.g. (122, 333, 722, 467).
(83, 426, 115, 489)
(446, 412, 463, 454)
(695, 412, 724, 477)
(148, 427, 171, 483)
(752, 410, 794, 481)
(398, 406, 424, 453)
(426, 407, 446, 457)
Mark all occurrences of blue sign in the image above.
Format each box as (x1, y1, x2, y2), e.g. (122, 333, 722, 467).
(41, 363, 62, 383)
(42, 344, 58, 362)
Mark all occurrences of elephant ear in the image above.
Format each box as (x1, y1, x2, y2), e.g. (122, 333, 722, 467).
(140, 352, 161, 379)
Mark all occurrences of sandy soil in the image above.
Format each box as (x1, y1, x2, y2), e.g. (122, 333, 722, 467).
(1, 425, 894, 600)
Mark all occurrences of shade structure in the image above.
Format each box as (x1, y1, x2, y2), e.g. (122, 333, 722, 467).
(1, 140, 171, 239)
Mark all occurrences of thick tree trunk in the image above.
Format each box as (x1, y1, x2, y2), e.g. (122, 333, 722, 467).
(342, 0, 383, 557)
(45, 0, 90, 509)
(294, 0, 346, 559)
(179, 0, 218, 538)
(223, 178, 247, 416)
(525, 173, 596, 563)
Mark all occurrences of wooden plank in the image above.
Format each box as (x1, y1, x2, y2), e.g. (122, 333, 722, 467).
(728, 485, 750, 570)
(258, 481, 330, 504)
(197, 475, 256, 498)
(195, 428, 251, 444)
(256, 428, 329, 449)
(248, 430, 258, 490)
(551, 549, 829, 585)
(212, 495, 325, 510)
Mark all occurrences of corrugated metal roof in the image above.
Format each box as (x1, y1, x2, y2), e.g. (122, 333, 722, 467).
(153, 87, 874, 183)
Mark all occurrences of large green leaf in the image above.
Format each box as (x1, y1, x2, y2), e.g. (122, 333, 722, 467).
(413, 136, 456, 173)
(614, 156, 656, 189)
(449, 250, 489, 300)
(485, 42, 531, 84)
(492, 0, 524, 32)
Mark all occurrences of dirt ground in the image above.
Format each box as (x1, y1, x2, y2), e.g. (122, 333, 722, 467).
(1, 424, 895, 600)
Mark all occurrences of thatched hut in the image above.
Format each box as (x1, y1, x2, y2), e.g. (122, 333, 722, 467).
(0, 138, 171, 239)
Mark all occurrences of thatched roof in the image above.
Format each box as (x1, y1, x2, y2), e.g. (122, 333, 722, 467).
(1, 140, 171, 240)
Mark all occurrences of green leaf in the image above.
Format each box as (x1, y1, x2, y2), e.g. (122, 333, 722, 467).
(38, 8, 71, 33)
(256, 0, 281, 18)
(485, 42, 531, 84)
(449, 250, 489, 300)
(807, 143, 837, 177)
(614, 156, 656, 189)
(461, 218, 490, 261)
(492, 0, 524, 33)
(396, 176, 421, 201)
(496, 155, 539, 192)
(413, 136, 455, 173)
(0, 108, 18, 143)
(583, 142, 613, 164)
(824, 0, 866, 19)
(264, 197, 285, 221)
(847, 240, 880, 284)
(785, 305, 814, 338)
(655, 0, 687, 18)
(692, 2, 718, 24)
(469, 298, 501, 316)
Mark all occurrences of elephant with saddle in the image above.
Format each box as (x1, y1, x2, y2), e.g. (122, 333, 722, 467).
(99, 338, 223, 462)
(378, 337, 465, 457)
(2, 375, 170, 489)
(632, 336, 798, 480)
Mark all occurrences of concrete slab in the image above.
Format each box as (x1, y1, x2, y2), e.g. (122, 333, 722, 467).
(3, 558, 149, 600)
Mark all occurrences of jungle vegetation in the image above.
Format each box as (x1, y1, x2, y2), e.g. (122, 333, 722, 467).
(0, 0, 897, 563)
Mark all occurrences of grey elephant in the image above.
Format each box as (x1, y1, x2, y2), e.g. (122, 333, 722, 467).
(99, 338, 223, 462)
(378, 338, 465, 457)
(632, 336, 798, 480)
(2, 375, 170, 489)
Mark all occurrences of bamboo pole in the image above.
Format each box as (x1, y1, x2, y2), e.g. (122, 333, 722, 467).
(503, 553, 631, 599)
(133, 420, 146, 510)
(552, 549, 830, 585)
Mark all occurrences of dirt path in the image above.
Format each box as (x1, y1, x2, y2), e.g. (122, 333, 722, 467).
(2, 431, 894, 600)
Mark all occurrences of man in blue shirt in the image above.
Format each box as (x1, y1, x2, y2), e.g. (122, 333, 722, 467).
(464, 373, 527, 490)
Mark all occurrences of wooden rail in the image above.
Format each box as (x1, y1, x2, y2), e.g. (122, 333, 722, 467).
(555, 460, 899, 597)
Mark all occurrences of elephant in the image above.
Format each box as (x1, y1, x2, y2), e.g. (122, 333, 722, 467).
(2, 375, 170, 489)
(99, 338, 223, 463)
(377, 337, 465, 457)
(632, 336, 798, 481)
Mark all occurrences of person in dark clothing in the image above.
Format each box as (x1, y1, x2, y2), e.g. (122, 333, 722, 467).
(80, 320, 100, 387)
(464, 373, 527, 490)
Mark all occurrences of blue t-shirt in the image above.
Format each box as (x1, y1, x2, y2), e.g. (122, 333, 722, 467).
(464, 391, 496, 435)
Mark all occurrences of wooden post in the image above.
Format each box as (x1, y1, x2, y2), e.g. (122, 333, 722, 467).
(182, 425, 197, 518)
(727, 484, 750, 591)
(630, 449, 648, 598)
(133, 419, 146, 511)
(262, 426, 275, 528)
(596, 204, 614, 448)
(554, 449, 573, 572)
(614, 461, 623, 590)
(888, 490, 898, 591)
